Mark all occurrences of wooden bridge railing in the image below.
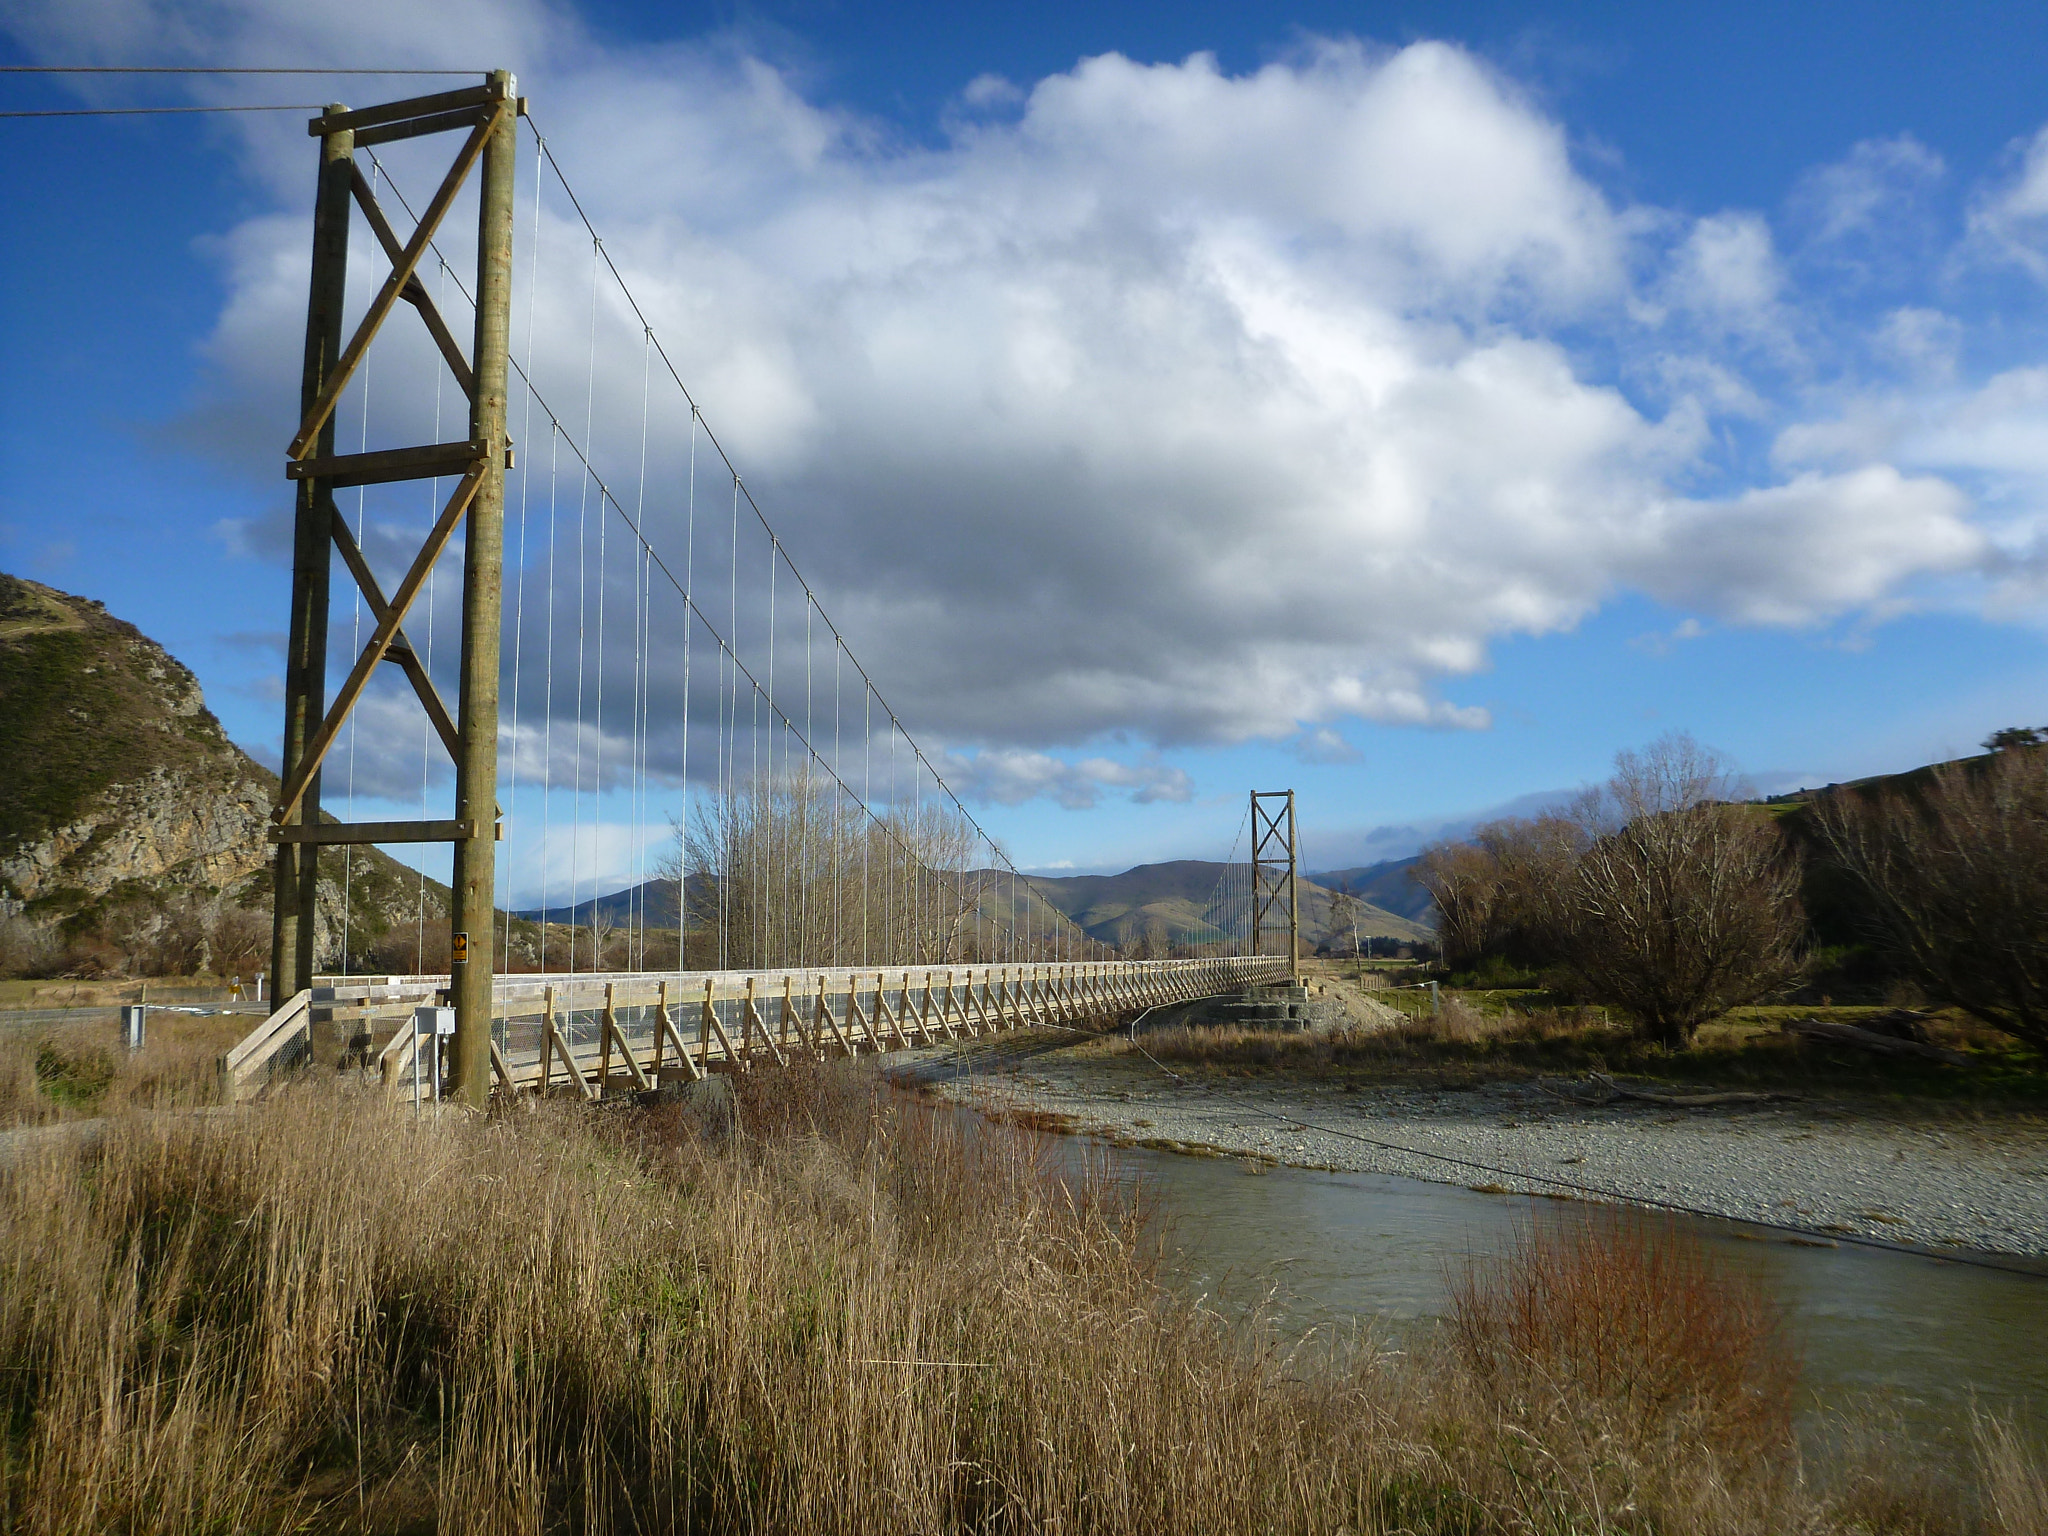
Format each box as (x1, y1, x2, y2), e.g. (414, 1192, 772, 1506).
(230, 956, 1289, 1101)
(217, 988, 314, 1104)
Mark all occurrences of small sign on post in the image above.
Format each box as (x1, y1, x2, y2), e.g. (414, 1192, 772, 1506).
(451, 932, 470, 965)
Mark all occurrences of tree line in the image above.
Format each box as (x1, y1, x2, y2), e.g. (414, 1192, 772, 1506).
(1415, 730, 2048, 1054)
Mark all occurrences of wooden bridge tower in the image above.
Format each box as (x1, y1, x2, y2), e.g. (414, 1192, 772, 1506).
(269, 72, 521, 1107)
(1250, 789, 1299, 983)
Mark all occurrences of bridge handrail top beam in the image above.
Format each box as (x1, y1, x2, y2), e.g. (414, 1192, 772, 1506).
(310, 955, 1273, 994)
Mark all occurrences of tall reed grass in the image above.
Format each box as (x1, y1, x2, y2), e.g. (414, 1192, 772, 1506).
(0, 1020, 222, 1126)
(0, 1058, 2038, 1533)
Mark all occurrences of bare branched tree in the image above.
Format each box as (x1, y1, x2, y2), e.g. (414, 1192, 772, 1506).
(1419, 734, 1802, 1044)
(1416, 816, 1581, 972)
(1554, 735, 1802, 1046)
(587, 910, 618, 971)
(1326, 889, 1360, 962)
(1415, 840, 1505, 971)
(671, 765, 996, 971)
(1811, 747, 2048, 1053)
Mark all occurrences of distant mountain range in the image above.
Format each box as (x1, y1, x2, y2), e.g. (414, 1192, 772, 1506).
(1304, 855, 1434, 925)
(512, 878, 686, 930)
(517, 856, 1435, 948)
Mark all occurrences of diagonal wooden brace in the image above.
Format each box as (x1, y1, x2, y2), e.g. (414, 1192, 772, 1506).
(350, 164, 476, 398)
(815, 977, 854, 1057)
(330, 516, 461, 761)
(274, 460, 485, 824)
(654, 982, 703, 1080)
(289, 106, 502, 460)
(702, 979, 742, 1072)
(602, 984, 652, 1091)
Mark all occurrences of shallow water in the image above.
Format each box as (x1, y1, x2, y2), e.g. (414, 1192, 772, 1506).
(1109, 1144, 2048, 1441)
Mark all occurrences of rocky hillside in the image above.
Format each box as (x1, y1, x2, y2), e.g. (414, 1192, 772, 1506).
(0, 572, 446, 976)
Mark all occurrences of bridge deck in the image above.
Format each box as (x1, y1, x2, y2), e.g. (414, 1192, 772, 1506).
(223, 956, 1290, 1102)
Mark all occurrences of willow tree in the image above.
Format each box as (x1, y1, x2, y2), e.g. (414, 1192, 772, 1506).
(1554, 735, 1802, 1046)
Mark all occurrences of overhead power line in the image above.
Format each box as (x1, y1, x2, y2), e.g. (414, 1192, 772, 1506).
(0, 66, 480, 74)
(0, 104, 323, 116)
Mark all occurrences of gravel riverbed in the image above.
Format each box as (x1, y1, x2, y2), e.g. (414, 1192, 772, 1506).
(908, 1040, 2048, 1260)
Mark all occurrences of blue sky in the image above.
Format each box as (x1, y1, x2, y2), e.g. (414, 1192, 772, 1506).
(6, 0, 2048, 898)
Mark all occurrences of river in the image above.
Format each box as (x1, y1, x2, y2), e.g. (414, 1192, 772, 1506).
(1068, 1134, 2047, 1446)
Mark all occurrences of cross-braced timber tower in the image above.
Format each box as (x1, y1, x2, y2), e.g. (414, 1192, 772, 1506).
(1250, 790, 1299, 983)
(270, 73, 520, 1108)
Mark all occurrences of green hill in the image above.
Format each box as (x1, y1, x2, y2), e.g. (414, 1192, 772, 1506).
(1015, 859, 1429, 951)
(1307, 855, 1435, 925)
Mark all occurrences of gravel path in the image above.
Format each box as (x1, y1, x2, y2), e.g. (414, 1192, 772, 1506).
(912, 1041, 2048, 1260)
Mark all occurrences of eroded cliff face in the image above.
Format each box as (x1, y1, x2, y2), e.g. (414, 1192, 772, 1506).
(0, 573, 448, 972)
(0, 751, 279, 905)
(0, 575, 275, 908)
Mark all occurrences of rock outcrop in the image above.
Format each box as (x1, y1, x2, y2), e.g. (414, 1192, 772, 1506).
(0, 574, 274, 908)
(0, 572, 447, 971)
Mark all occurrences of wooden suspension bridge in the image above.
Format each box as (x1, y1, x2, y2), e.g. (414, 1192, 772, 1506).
(214, 71, 1305, 1104)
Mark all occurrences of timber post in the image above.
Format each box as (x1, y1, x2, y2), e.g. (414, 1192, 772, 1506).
(449, 68, 517, 1106)
(272, 106, 352, 998)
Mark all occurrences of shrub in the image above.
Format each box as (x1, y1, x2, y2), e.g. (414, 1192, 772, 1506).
(0, 913, 63, 978)
(1448, 1210, 1797, 1462)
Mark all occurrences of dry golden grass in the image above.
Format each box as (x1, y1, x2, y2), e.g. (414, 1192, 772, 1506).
(1135, 998, 1603, 1072)
(0, 1057, 2038, 1533)
(0, 1019, 227, 1126)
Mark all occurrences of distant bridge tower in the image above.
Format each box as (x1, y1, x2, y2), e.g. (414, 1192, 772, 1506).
(269, 73, 521, 1108)
(1250, 790, 1299, 983)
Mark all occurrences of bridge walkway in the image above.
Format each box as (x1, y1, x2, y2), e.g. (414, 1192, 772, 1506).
(222, 956, 1288, 1103)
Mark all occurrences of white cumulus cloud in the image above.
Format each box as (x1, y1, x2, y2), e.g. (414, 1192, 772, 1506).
(5, 0, 2030, 808)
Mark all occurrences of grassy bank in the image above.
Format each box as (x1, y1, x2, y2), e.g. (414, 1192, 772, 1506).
(0, 1058, 2041, 1533)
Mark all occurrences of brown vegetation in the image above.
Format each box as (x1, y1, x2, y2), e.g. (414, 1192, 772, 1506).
(1813, 746, 2048, 1056)
(1448, 1212, 1795, 1462)
(674, 767, 1090, 972)
(1127, 989, 2048, 1105)
(1, 1048, 2040, 1532)
(0, 890, 269, 982)
(1419, 734, 1806, 1045)
(0, 1017, 237, 1126)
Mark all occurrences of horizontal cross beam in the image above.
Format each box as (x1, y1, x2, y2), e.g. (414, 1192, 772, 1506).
(354, 105, 491, 149)
(307, 82, 506, 140)
(270, 819, 484, 845)
(288, 439, 485, 488)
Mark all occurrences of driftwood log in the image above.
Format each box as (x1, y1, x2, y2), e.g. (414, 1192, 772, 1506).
(1781, 1016, 1969, 1066)
(1538, 1072, 1800, 1108)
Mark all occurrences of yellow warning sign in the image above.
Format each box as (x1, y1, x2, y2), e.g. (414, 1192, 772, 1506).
(451, 932, 470, 965)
